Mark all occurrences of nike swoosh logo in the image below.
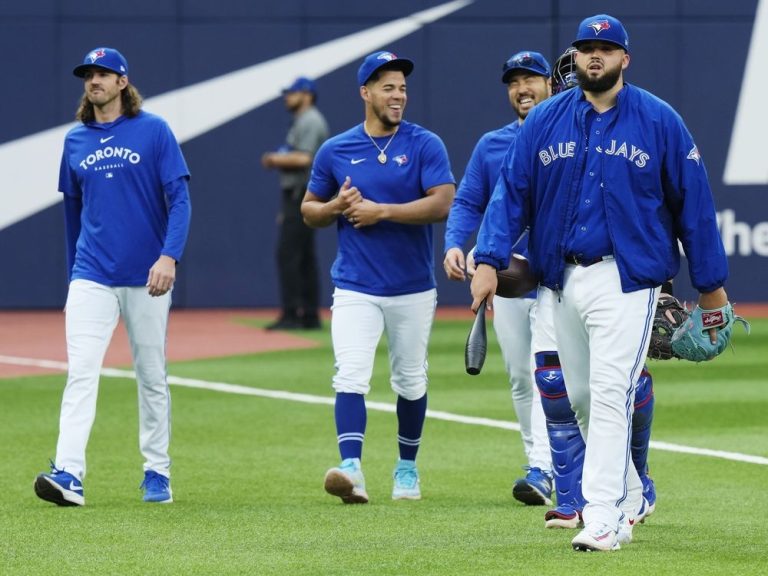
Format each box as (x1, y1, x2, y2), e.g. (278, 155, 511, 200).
(100, 136, 115, 144)
(0, 0, 473, 232)
(69, 481, 83, 492)
(351, 158, 366, 165)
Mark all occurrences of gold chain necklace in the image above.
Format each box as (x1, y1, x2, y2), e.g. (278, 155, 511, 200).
(364, 123, 398, 164)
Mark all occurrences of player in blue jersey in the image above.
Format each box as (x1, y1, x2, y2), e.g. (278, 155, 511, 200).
(34, 47, 191, 506)
(535, 46, 656, 537)
(471, 15, 731, 551)
(302, 50, 455, 503)
(443, 51, 554, 506)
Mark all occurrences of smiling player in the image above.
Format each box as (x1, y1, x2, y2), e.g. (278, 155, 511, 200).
(301, 51, 455, 504)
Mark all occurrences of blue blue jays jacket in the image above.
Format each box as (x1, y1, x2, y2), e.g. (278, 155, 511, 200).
(475, 83, 728, 294)
(444, 121, 535, 299)
(444, 122, 522, 253)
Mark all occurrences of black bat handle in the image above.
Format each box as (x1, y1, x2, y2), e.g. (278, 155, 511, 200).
(465, 298, 488, 375)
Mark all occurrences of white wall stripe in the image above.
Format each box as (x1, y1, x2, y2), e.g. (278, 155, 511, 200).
(0, 0, 474, 231)
(2, 354, 766, 466)
(724, 0, 768, 184)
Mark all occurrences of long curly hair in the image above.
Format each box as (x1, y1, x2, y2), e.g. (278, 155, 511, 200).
(75, 83, 143, 123)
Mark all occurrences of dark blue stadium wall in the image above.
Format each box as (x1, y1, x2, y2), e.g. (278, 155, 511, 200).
(1, 0, 765, 308)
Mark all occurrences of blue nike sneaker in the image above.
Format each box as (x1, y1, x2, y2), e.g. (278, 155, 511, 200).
(34, 463, 85, 506)
(392, 459, 421, 500)
(512, 466, 553, 506)
(141, 470, 173, 503)
(641, 473, 656, 516)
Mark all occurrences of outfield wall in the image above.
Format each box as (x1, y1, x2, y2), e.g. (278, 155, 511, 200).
(1, 0, 765, 308)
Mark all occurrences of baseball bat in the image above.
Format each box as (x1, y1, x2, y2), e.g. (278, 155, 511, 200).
(465, 298, 487, 375)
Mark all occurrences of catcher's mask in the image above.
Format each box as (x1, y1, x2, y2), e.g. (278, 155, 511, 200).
(552, 47, 579, 95)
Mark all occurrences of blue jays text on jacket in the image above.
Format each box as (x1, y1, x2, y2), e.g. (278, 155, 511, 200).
(474, 83, 728, 294)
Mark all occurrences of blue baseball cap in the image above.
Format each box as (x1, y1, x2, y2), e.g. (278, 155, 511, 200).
(501, 51, 551, 83)
(572, 14, 629, 52)
(73, 47, 128, 77)
(357, 50, 414, 86)
(282, 76, 317, 95)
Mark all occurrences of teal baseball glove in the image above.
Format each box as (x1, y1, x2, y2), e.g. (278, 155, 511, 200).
(671, 302, 750, 362)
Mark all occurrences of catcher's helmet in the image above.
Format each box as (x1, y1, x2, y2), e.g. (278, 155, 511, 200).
(551, 47, 579, 95)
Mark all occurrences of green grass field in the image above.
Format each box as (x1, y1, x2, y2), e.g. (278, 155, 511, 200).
(1, 316, 765, 575)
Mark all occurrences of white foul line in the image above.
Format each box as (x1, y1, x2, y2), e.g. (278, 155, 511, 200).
(2, 354, 767, 467)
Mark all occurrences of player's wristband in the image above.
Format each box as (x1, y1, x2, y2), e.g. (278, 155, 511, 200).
(661, 280, 674, 295)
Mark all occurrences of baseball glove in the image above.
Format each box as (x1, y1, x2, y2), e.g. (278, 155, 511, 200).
(647, 294, 690, 360)
(671, 302, 750, 362)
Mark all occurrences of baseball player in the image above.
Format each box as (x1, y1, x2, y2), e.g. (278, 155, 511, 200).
(471, 14, 732, 552)
(443, 51, 554, 506)
(34, 47, 191, 506)
(301, 50, 455, 503)
(536, 46, 657, 535)
(261, 76, 329, 330)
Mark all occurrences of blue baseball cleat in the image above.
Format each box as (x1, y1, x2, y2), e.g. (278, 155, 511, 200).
(513, 466, 553, 506)
(392, 459, 421, 500)
(34, 464, 85, 506)
(141, 470, 173, 503)
(641, 473, 656, 516)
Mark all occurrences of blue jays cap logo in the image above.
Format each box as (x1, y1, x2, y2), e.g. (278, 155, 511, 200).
(574, 14, 629, 52)
(88, 49, 107, 63)
(501, 50, 551, 83)
(588, 20, 612, 35)
(358, 50, 414, 85)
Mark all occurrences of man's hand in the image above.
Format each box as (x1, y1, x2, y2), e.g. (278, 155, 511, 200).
(697, 287, 728, 344)
(443, 247, 466, 281)
(261, 152, 277, 169)
(343, 198, 382, 228)
(465, 250, 477, 277)
(336, 176, 364, 225)
(470, 263, 498, 312)
(147, 255, 176, 297)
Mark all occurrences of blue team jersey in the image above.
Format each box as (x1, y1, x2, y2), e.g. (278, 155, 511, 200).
(444, 121, 534, 298)
(476, 83, 728, 294)
(59, 111, 191, 286)
(308, 120, 454, 296)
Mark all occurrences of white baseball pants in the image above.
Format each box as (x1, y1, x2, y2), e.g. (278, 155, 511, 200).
(543, 258, 656, 530)
(55, 279, 172, 480)
(330, 287, 436, 400)
(492, 296, 551, 472)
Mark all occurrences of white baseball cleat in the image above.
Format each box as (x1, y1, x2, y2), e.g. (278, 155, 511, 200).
(618, 496, 652, 544)
(545, 504, 583, 529)
(572, 522, 620, 552)
(324, 458, 369, 504)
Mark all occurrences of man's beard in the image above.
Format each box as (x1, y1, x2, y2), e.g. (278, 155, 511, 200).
(576, 62, 622, 93)
(374, 106, 402, 130)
